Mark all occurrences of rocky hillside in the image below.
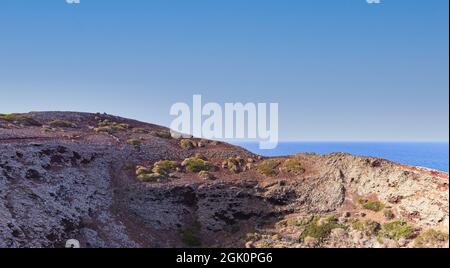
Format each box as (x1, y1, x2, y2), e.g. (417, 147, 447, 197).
(0, 112, 448, 248)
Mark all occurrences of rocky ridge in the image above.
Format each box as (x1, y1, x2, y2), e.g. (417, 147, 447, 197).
(0, 112, 448, 248)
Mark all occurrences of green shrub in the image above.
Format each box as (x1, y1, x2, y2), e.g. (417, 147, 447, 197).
(97, 120, 129, 132)
(299, 216, 345, 242)
(288, 216, 313, 227)
(414, 229, 449, 248)
(245, 232, 261, 241)
(0, 113, 16, 120)
(359, 199, 385, 212)
(383, 209, 395, 220)
(137, 173, 165, 182)
(180, 139, 195, 150)
(1, 114, 41, 126)
(255, 241, 270, 248)
(351, 219, 381, 236)
(194, 153, 207, 160)
(376, 235, 384, 244)
(222, 157, 245, 173)
(127, 138, 141, 147)
(111, 123, 129, 131)
(94, 126, 113, 134)
(351, 220, 364, 231)
(152, 160, 178, 175)
(136, 161, 169, 182)
(380, 221, 413, 240)
(257, 159, 280, 176)
(183, 157, 214, 173)
(149, 130, 172, 139)
(282, 158, 305, 175)
(259, 166, 275, 176)
(198, 170, 215, 180)
(132, 127, 147, 133)
(135, 160, 180, 183)
(136, 165, 151, 176)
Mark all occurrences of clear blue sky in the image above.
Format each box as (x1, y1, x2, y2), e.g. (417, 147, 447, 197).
(0, 0, 448, 141)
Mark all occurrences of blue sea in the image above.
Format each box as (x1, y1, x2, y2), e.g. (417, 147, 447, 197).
(233, 142, 449, 172)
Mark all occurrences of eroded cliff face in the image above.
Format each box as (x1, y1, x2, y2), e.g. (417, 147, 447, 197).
(0, 112, 448, 248)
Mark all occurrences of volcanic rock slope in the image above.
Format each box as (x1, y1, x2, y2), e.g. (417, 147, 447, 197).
(0, 112, 448, 248)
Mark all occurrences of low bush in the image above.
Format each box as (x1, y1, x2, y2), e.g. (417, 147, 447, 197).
(183, 157, 214, 173)
(135, 160, 180, 182)
(222, 157, 245, 173)
(127, 138, 141, 147)
(180, 139, 195, 150)
(0, 114, 41, 126)
(132, 128, 147, 133)
(198, 170, 215, 180)
(94, 126, 113, 134)
(255, 241, 270, 248)
(380, 221, 413, 240)
(282, 158, 305, 175)
(383, 209, 395, 220)
(351, 219, 381, 236)
(137, 173, 165, 182)
(256, 159, 280, 176)
(136, 165, 151, 176)
(287, 216, 313, 227)
(97, 120, 129, 132)
(245, 232, 261, 241)
(299, 216, 345, 242)
(414, 229, 449, 248)
(149, 130, 172, 139)
(152, 160, 178, 176)
(0, 113, 16, 120)
(359, 199, 385, 212)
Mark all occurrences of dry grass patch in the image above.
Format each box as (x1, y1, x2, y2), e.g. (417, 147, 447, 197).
(281, 158, 305, 175)
(414, 229, 448, 248)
